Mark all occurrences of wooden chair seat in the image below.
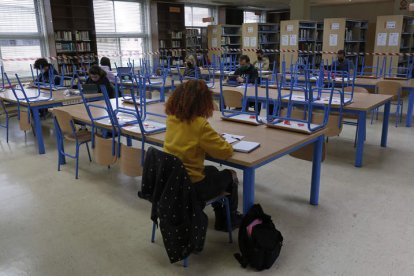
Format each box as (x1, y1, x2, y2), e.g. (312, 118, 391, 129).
(64, 129, 92, 143)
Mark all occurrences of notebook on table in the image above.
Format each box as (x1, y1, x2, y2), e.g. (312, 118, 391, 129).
(266, 119, 322, 134)
(221, 133, 260, 153)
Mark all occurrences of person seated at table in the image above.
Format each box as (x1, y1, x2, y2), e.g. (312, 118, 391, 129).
(331, 50, 354, 73)
(164, 80, 242, 231)
(85, 65, 115, 99)
(99, 57, 116, 83)
(196, 50, 211, 67)
(233, 55, 258, 84)
(183, 55, 201, 79)
(253, 49, 270, 71)
(33, 58, 60, 85)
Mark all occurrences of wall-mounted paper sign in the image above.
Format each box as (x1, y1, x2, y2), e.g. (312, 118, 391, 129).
(243, 37, 250, 47)
(202, 17, 214, 23)
(212, 38, 218, 47)
(376, 32, 387, 46)
(250, 37, 257, 47)
(281, 35, 289, 46)
(386, 21, 396, 29)
(287, 25, 293, 32)
(388, 32, 399, 46)
(289, 34, 297, 46)
(212, 28, 217, 34)
(247, 27, 254, 33)
(329, 34, 338, 46)
(331, 23, 340, 30)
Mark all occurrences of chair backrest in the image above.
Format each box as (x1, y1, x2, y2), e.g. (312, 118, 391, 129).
(222, 90, 243, 109)
(54, 109, 75, 136)
(376, 81, 402, 100)
(344, 86, 368, 94)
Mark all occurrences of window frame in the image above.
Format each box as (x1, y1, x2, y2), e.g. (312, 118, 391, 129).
(0, 0, 48, 78)
(94, 0, 149, 67)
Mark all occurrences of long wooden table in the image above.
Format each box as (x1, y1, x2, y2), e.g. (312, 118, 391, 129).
(210, 84, 393, 167)
(0, 87, 102, 154)
(53, 100, 326, 213)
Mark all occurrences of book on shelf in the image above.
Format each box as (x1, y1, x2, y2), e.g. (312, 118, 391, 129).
(56, 43, 75, 52)
(76, 42, 91, 52)
(55, 31, 72, 41)
(75, 31, 90, 41)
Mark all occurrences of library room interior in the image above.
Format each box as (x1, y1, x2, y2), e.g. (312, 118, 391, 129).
(1, 0, 414, 275)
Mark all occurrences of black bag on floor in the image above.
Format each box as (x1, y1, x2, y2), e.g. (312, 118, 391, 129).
(234, 204, 283, 271)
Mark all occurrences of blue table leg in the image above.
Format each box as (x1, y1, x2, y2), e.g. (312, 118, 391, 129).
(242, 167, 255, 214)
(310, 135, 324, 205)
(406, 88, 414, 127)
(355, 111, 366, 167)
(381, 101, 391, 147)
(127, 136, 132, 146)
(32, 107, 46, 154)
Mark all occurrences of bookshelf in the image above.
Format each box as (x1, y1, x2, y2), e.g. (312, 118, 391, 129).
(322, 18, 368, 70)
(157, 3, 186, 66)
(186, 27, 208, 52)
(242, 23, 280, 69)
(373, 15, 414, 76)
(208, 24, 242, 67)
(50, 0, 97, 76)
(279, 20, 319, 68)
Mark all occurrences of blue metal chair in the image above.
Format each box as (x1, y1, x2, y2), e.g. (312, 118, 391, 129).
(54, 108, 92, 179)
(0, 98, 18, 143)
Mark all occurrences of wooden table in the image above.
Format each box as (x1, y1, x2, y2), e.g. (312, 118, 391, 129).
(211, 84, 393, 167)
(121, 77, 176, 102)
(53, 100, 326, 213)
(0, 87, 102, 154)
(354, 77, 414, 127)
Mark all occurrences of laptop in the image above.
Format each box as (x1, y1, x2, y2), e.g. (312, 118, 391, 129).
(81, 84, 99, 94)
(224, 75, 240, 87)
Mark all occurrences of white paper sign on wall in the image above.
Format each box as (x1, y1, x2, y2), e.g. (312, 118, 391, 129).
(388, 32, 399, 46)
(243, 37, 250, 47)
(287, 25, 293, 32)
(212, 28, 217, 34)
(331, 23, 340, 30)
(329, 34, 338, 46)
(250, 37, 257, 47)
(386, 21, 396, 29)
(376, 33, 387, 46)
(289, 34, 297, 46)
(212, 38, 217, 47)
(281, 35, 289, 46)
(247, 27, 254, 33)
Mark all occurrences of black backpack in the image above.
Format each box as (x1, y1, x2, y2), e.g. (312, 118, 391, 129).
(234, 204, 283, 271)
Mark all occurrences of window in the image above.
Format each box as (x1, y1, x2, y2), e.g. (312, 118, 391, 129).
(93, 0, 147, 67)
(185, 6, 212, 27)
(0, 0, 46, 78)
(243, 11, 264, 23)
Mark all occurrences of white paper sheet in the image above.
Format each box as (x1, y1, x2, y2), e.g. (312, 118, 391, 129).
(247, 27, 253, 33)
(243, 37, 250, 47)
(329, 34, 338, 46)
(376, 32, 387, 46)
(289, 34, 297, 46)
(388, 32, 399, 46)
(331, 23, 340, 30)
(281, 35, 289, 46)
(386, 21, 396, 29)
(250, 37, 257, 47)
(287, 25, 293, 32)
(212, 38, 217, 47)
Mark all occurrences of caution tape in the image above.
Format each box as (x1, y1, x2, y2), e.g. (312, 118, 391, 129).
(1, 48, 413, 62)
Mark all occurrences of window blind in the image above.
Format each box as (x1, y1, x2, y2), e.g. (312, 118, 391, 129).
(0, 0, 39, 33)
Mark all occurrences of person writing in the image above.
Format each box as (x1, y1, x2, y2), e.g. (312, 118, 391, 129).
(85, 65, 115, 99)
(253, 49, 270, 71)
(183, 55, 201, 79)
(233, 55, 258, 84)
(33, 58, 60, 85)
(99, 57, 116, 83)
(164, 80, 242, 231)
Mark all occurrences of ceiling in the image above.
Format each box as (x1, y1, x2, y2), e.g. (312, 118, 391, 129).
(177, 0, 393, 10)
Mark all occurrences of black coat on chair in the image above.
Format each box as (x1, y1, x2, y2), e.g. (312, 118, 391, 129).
(138, 147, 208, 263)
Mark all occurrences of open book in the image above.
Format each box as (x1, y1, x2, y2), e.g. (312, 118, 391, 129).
(222, 133, 260, 153)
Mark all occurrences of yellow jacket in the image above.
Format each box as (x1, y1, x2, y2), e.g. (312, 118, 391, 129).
(163, 115, 233, 183)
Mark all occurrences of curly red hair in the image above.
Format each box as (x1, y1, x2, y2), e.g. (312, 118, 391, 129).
(165, 80, 214, 123)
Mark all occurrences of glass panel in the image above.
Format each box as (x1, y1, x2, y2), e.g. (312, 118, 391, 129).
(120, 38, 144, 66)
(114, 1, 143, 33)
(93, 0, 116, 33)
(0, 0, 39, 33)
(97, 37, 121, 67)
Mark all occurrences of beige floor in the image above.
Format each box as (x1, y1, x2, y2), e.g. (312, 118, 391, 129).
(0, 112, 414, 276)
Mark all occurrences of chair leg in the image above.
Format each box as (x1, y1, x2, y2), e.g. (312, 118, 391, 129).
(395, 102, 400, 128)
(223, 197, 233, 244)
(75, 143, 80, 179)
(183, 257, 188, 268)
(6, 117, 9, 143)
(151, 222, 156, 243)
(85, 142, 92, 162)
(354, 122, 359, 148)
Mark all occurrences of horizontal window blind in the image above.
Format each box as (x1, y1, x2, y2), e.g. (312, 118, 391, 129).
(0, 0, 39, 33)
(185, 6, 211, 27)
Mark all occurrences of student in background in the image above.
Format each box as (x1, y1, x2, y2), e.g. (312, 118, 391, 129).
(100, 57, 116, 83)
(85, 65, 115, 99)
(164, 80, 242, 231)
(233, 55, 258, 84)
(33, 58, 60, 85)
(183, 55, 201, 78)
(331, 50, 353, 73)
(253, 49, 270, 71)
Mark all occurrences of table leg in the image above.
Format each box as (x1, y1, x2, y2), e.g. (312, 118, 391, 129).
(406, 88, 414, 127)
(355, 111, 366, 167)
(32, 107, 45, 154)
(310, 135, 324, 205)
(381, 101, 391, 147)
(126, 136, 132, 146)
(242, 167, 255, 214)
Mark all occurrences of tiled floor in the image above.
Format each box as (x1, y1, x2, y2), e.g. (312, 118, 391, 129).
(0, 113, 413, 276)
